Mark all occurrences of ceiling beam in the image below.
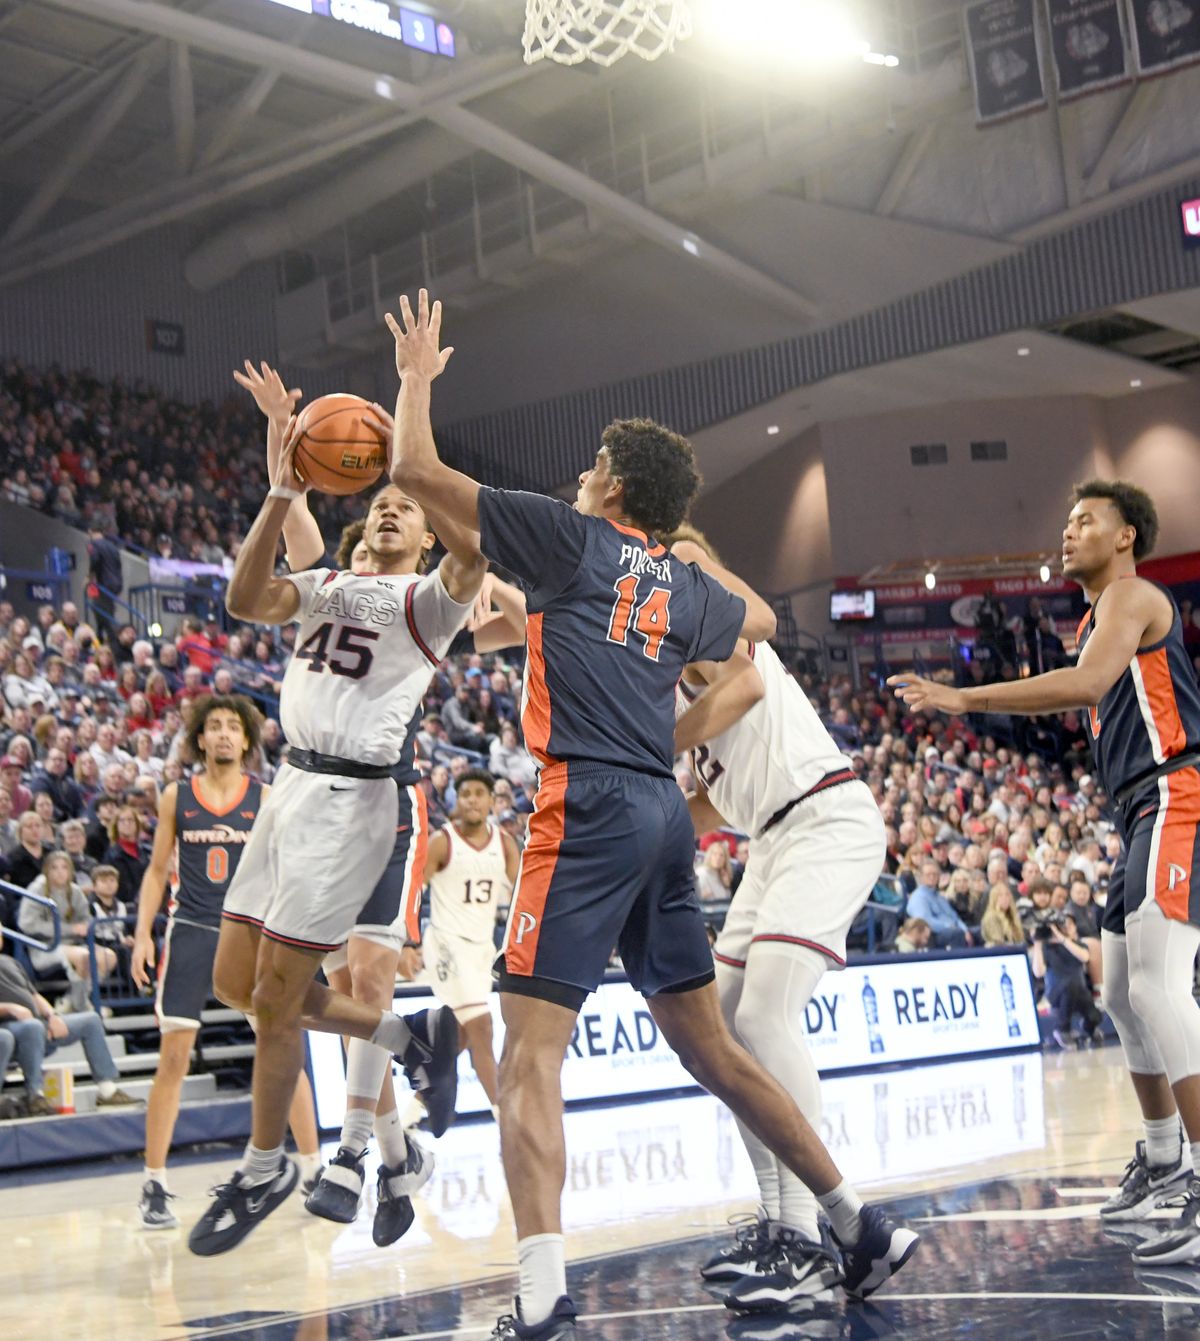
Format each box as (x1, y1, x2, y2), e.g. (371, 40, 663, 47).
(43, 0, 820, 321)
(875, 123, 936, 217)
(168, 41, 195, 174)
(1083, 82, 1164, 200)
(196, 54, 294, 170)
(0, 48, 131, 160)
(3, 42, 162, 244)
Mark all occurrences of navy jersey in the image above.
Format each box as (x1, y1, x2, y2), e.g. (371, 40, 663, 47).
(392, 705, 422, 788)
(1077, 583, 1200, 805)
(476, 488, 745, 777)
(173, 776, 263, 928)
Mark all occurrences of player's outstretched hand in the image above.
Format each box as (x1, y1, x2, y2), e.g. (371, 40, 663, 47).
(275, 414, 309, 496)
(467, 573, 497, 632)
(886, 672, 969, 717)
(233, 359, 301, 428)
(131, 930, 155, 991)
(384, 289, 454, 383)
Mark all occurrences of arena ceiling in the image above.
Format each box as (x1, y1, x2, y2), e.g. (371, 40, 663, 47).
(2, 0, 1200, 488)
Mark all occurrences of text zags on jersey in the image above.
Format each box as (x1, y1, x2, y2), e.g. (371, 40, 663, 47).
(617, 544, 671, 583)
(312, 584, 401, 626)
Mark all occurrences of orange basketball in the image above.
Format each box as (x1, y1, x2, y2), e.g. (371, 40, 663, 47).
(292, 393, 388, 496)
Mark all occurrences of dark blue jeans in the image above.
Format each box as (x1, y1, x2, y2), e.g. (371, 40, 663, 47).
(0, 1012, 119, 1095)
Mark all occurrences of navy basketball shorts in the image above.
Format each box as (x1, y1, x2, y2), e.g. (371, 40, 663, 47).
(1103, 770, 1200, 936)
(497, 761, 715, 1008)
(155, 917, 219, 1033)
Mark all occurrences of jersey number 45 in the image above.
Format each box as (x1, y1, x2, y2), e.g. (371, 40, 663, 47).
(295, 622, 379, 679)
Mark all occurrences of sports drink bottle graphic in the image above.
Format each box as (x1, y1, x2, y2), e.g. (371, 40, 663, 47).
(862, 976, 885, 1055)
(1000, 965, 1021, 1038)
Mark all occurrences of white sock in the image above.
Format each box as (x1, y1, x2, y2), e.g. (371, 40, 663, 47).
(144, 1166, 168, 1189)
(817, 1179, 864, 1245)
(517, 1232, 565, 1327)
(1146, 1114, 1183, 1167)
(1189, 1142, 1200, 1179)
(96, 1079, 116, 1100)
(239, 1141, 284, 1187)
(338, 1105, 375, 1154)
(370, 1012, 411, 1055)
(297, 1151, 322, 1183)
(375, 1108, 409, 1169)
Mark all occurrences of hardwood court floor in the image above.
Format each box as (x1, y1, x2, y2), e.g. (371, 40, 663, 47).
(0, 1044, 1181, 1341)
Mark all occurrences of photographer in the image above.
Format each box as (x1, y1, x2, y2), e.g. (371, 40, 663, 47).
(1031, 911, 1103, 1050)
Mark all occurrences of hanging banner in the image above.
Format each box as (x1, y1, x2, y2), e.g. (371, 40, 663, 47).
(965, 0, 1047, 123)
(1127, 0, 1200, 73)
(1046, 0, 1130, 95)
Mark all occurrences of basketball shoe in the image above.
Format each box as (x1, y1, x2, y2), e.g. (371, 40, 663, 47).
(396, 1006, 459, 1137)
(722, 1225, 845, 1312)
(1132, 1178, 1200, 1265)
(188, 1155, 298, 1256)
(832, 1205, 920, 1299)
(304, 1146, 366, 1224)
(1101, 1138, 1190, 1221)
(300, 1162, 325, 1199)
(138, 1179, 178, 1230)
(700, 1214, 772, 1282)
(490, 1296, 576, 1339)
(373, 1136, 433, 1246)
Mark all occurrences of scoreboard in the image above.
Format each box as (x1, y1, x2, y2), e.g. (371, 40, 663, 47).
(262, 0, 456, 56)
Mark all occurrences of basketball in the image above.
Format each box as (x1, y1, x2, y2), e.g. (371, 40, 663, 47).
(292, 393, 388, 496)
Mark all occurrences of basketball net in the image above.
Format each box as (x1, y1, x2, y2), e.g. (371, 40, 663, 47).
(523, 0, 694, 68)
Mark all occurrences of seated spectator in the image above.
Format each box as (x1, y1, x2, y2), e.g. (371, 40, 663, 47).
(489, 722, 537, 792)
(60, 819, 96, 890)
(0, 753, 32, 816)
(103, 804, 150, 905)
(86, 795, 120, 861)
(1031, 913, 1103, 1048)
(695, 842, 734, 904)
(421, 763, 454, 829)
(89, 721, 130, 773)
(443, 683, 493, 751)
(130, 729, 163, 782)
(2, 809, 48, 895)
(0, 928, 136, 1113)
(980, 883, 1025, 947)
(1066, 873, 1103, 986)
(20, 851, 116, 1008)
(894, 918, 932, 954)
(86, 763, 127, 825)
(906, 860, 972, 948)
(30, 745, 83, 821)
(31, 791, 59, 846)
(0, 789, 17, 856)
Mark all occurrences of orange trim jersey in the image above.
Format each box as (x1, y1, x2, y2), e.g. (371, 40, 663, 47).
(173, 776, 262, 929)
(476, 489, 746, 778)
(1077, 586, 1200, 805)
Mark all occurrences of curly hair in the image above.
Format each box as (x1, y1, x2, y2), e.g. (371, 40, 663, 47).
(1070, 479, 1159, 560)
(182, 693, 262, 764)
(601, 418, 701, 537)
(335, 518, 366, 570)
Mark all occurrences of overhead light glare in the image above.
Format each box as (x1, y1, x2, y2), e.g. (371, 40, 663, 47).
(703, 1, 880, 65)
(1038, 564, 1050, 584)
(682, 236, 700, 256)
(924, 571, 936, 591)
(1130, 378, 1143, 388)
(1017, 346, 1030, 356)
(767, 424, 780, 436)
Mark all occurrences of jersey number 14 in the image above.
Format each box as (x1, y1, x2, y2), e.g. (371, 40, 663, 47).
(607, 575, 671, 661)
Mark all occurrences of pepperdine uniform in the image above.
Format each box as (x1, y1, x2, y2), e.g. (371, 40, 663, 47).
(223, 567, 471, 952)
(474, 488, 746, 1006)
(157, 776, 263, 1031)
(422, 821, 513, 1021)
(324, 709, 429, 972)
(678, 641, 885, 970)
(1076, 586, 1200, 934)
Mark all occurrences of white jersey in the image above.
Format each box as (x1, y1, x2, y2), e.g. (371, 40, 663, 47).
(428, 821, 513, 944)
(677, 641, 850, 835)
(280, 566, 470, 766)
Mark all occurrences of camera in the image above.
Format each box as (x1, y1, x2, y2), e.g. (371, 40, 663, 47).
(1032, 912, 1064, 942)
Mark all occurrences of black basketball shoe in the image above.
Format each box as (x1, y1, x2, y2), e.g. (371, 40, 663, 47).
(304, 1146, 366, 1224)
(490, 1296, 576, 1339)
(188, 1156, 298, 1256)
(395, 1006, 459, 1137)
(373, 1136, 434, 1246)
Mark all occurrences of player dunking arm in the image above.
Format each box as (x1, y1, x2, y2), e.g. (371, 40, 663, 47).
(666, 525, 917, 1310)
(890, 480, 1200, 1268)
(419, 769, 520, 1111)
(378, 290, 911, 1341)
(130, 693, 324, 1231)
(184, 375, 485, 1258)
(235, 368, 461, 1246)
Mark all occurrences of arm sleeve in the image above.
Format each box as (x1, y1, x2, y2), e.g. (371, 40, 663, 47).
(685, 568, 748, 665)
(280, 567, 331, 621)
(476, 488, 587, 602)
(407, 567, 475, 668)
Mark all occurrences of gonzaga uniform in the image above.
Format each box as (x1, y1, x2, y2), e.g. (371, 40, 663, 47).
(475, 487, 746, 1006)
(678, 641, 885, 969)
(156, 776, 262, 1032)
(423, 822, 513, 1020)
(1077, 587, 1200, 932)
(223, 567, 470, 952)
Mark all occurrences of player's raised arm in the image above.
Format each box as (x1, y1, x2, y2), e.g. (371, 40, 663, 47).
(131, 782, 178, 988)
(384, 290, 482, 545)
(670, 537, 777, 644)
(888, 576, 1167, 716)
(674, 648, 765, 756)
(225, 418, 306, 624)
(470, 574, 528, 653)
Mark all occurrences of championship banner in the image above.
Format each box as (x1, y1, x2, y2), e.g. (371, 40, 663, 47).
(965, 0, 1047, 123)
(1045, 0, 1130, 95)
(1127, 0, 1200, 73)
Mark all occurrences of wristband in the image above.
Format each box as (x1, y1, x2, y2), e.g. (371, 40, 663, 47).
(268, 484, 301, 501)
(403, 940, 422, 951)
